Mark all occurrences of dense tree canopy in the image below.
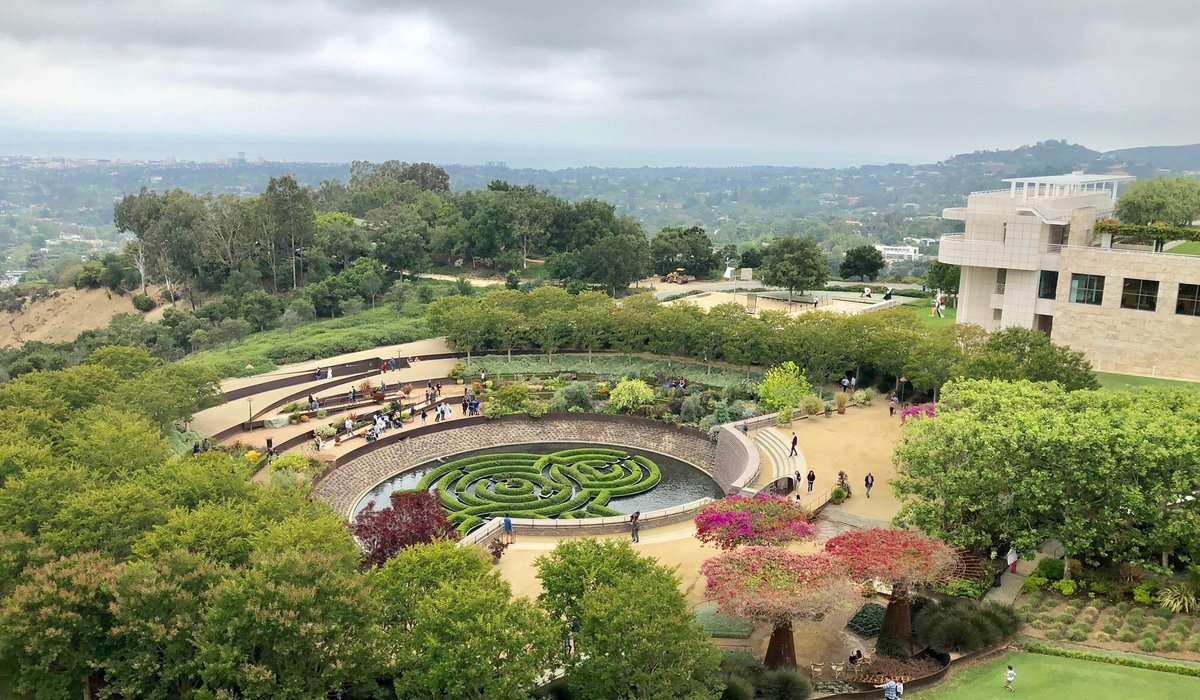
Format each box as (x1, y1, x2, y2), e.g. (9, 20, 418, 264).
(758, 236, 828, 299)
(894, 379, 1200, 575)
(839, 244, 886, 281)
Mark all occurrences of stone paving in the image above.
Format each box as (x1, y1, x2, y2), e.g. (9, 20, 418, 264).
(311, 417, 718, 517)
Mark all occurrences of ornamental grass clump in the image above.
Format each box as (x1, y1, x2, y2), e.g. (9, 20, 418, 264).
(694, 496, 813, 550)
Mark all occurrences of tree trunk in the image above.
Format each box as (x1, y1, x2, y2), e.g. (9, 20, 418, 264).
(877, 583, 914, 658)
(764, 621, 797, 669)
(1062, 552, 1072, 581)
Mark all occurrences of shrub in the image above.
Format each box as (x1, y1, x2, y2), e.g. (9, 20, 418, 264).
(1133, 579, 1161, 605)
(1157, 585, 1198, 614)
(548, 382, 595, 414)
(1102, 622, 1118, 635)
(1138, 636, 1159, 652)
(833, 392, 849, 410)
(607, 378, 654, 413)
(1066, 626, 1089, 642)
(1053, 579, 1078, 596)
(915, 599, 1017, 654)
(774, 405, 794, 426)
(1117, 629, 1137, 642)
(1033, 558, 1066, 583)
(267, 453, 312, 474)
(830, 486, 846, 504)
(132, 294, 156, 312)
(1022, 575, 1049, 594)
(680, 394, 705, 424)
(721, 677, 754, 700)
(846, 603, 887, 638)
(1162, 636, 1183, 652)
(851, 389, 869, 406)
(758, 669, 811, 700)
(800, 395, 824, 416)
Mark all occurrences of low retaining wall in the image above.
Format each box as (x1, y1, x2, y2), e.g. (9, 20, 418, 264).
(312, 414, 718, 519)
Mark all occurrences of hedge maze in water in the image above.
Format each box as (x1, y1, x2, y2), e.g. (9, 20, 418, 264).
(417, 448, 661, 534)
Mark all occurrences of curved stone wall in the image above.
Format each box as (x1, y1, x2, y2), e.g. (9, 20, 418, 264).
(312, 414, 718, 519)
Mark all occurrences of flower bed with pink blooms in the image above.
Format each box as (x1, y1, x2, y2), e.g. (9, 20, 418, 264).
(693, 495, 813, 550)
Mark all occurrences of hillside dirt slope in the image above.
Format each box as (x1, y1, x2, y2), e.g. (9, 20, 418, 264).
(0, 287, 165, 348)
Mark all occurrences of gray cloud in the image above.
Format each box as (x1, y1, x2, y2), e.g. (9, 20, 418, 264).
(1, 1, 1197, 166)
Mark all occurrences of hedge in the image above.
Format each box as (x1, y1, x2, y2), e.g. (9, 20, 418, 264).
(1023, 641, 1200, 678)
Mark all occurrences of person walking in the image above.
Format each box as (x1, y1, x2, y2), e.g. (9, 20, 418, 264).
(1004, 665, 1015, 692)
(1006, 548, 1020, 574)
(875, 678, 900, 700)
(630, 511, 641, 543)
(889, 394, 897, 417)
(806, 470, 816, 493)
(789, 432, 798, 456)
(420, 408, 427, 425)
(503, 515, 514, 544)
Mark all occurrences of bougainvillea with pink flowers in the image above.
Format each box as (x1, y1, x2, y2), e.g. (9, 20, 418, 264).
(693, 496, 814, 550)
(825, 528, 956, 657)
(701, 547, 857, 667)
(899, 402, 936, 425)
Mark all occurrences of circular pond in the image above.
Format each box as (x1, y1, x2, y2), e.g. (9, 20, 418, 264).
(353, 442, 724, 533)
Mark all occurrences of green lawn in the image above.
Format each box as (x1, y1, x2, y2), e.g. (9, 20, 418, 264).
(179, 305, 428, 378)
(905, 300, 957, 329)
(910, 652, 1200, 699)
(1168, 241, 1200, 255)
(1095, 371, 1199, 392)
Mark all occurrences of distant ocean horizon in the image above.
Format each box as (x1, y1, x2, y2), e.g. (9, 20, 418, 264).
(0, 127, 921, 170)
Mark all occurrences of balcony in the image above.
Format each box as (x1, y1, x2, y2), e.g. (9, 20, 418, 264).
(942, 207, 968, 221)
(938, 234, 1042, 271)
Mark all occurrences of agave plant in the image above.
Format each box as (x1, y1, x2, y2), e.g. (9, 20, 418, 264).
(1157, 585, 1198, 614)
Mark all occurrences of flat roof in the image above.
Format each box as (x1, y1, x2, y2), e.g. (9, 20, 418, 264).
(1001, 173, 1136, 185)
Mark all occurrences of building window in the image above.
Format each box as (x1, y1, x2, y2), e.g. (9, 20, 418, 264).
(992, 309, 1003, 322)
(1121, 279, 1159, 312)
(1038, 271, 1059, 300)
(1069, 274, 1105, 305)
(1178, 284, 1200, 317)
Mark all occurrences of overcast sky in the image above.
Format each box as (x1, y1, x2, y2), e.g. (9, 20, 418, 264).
(2, 0, 1198, 167)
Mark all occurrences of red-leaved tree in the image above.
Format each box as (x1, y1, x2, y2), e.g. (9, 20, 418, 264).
(701, 547, 857, 668)
(351, 490, 457, 568)
(825, 528, 955, 657)
(694, 495, 813, 550)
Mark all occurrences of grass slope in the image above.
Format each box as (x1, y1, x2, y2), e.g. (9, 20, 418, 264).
(910, 652, 1200, 699)
(905, 300, 957, 329)
(1095, 372, 1199, 392)
(179, 305, 427, 377)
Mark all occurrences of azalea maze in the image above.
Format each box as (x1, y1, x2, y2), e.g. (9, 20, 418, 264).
(417, 448, 662, 534)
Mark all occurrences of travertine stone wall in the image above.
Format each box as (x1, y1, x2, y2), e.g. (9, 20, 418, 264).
(1052, 246, 1200, 381)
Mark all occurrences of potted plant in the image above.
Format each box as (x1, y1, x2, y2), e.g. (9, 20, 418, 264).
(372, 391, 386, 403)
(830, 486, 847, 504)
(489, 538, 510, 564)
(400, 383, 413, 397)
(299, 414, 310, 423)
(834, 392, 849, 414)
(358, 380, 374, 396)
(824, 401, 834, 418)
(315, 408, 327, 419)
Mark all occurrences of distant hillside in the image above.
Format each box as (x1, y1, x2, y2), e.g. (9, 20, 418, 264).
(942, 139, 1102, 171)
(1102, 143, 1200, 172)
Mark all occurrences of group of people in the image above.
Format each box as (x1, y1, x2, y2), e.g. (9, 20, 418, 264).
(791, 468, 875, 498)
(860, 287, 895, 300)
(839, 375, 858, 393)
(190, 438, 212, 454)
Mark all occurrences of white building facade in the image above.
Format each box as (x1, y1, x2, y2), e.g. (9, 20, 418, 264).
(939, 173, 1200, 381)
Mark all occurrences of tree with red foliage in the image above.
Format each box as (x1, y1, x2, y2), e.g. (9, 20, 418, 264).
(694, 495, 813, 550)
(350, 490, 457, 567)
(825, 528, 955, 657)
(701, 547, 856, 668)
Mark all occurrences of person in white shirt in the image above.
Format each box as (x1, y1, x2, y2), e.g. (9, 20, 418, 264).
(1005, 665, 1015, 692)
